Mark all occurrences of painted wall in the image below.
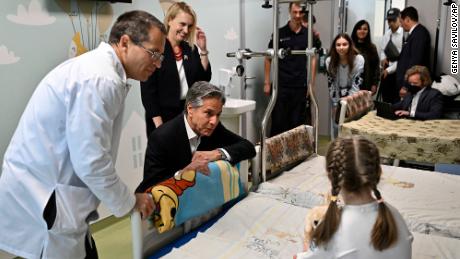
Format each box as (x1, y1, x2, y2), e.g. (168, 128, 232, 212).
(0, 0, 246, 219)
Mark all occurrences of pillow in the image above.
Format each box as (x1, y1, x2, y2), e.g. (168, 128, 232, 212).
(431, 75, 460, 96)
(147, 160, 244, 233)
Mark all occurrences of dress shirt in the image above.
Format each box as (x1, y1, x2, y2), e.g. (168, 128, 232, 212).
(175, 115, 231, 177)
(177, 60, 188, 100)
(410, 87, 426, 117)
(184, 115, 201, 153)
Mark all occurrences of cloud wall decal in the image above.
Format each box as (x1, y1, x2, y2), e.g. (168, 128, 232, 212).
(0, 45, 20, 65)
(7, 0, 56, 26)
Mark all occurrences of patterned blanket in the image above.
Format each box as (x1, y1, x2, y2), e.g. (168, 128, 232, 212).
(340, 111, 460, 164)
(147, 160, 244, 233)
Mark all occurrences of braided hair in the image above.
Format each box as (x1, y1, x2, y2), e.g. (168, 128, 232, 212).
(311, 136, 398, 250)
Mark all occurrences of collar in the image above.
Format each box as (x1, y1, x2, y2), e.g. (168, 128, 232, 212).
(99, 42, 128, 87)
(183, 114, 199, 141)
(285, 21, 305, 35)
(393, 26, 403, 35)
(413, 86, 426, 97)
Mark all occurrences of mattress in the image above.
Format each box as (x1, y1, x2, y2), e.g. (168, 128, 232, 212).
(161, 191, 460, 259)
(163, 192, 307, 258)
(259, 155, 460, 239)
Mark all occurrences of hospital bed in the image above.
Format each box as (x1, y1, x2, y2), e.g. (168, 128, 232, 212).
(337, 90, 460, 166)
(131, 124, 460, 259)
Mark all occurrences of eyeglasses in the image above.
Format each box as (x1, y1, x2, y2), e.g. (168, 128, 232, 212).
(137, 44, 164, 62)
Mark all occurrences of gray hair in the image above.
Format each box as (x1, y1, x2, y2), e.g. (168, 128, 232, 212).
(109, 10, 166, 45)
(185, 81, 226, 113)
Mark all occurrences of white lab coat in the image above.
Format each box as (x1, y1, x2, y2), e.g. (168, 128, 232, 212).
(0, 42, 136, 259)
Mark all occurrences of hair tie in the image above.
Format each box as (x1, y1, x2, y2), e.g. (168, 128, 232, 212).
(330, 195, 338, 202)
(377, 198, 384, 204)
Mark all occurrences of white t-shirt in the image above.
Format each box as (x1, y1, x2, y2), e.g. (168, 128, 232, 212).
(298, 202, 413, 259)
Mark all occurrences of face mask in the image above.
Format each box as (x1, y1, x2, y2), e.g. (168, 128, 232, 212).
(407, 84, 421, 94)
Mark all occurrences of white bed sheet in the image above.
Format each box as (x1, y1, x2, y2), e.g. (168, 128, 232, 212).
(163, 192, 307, 259)
(161, 191, 460, 259)
(261, 155, 460, 239)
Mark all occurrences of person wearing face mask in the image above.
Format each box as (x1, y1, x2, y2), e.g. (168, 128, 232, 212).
(141, 2, 211, 138)
(325, 33, 364, 137)
(393, 65, 443, 120)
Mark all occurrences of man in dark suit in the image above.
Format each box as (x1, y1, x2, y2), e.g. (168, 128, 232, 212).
(393, 65, 443, 120)
(136, 81, 256, 192)
(396, 6, 431, 98)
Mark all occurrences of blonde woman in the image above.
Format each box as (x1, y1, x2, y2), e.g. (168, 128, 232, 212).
(141, 2, 211, 137)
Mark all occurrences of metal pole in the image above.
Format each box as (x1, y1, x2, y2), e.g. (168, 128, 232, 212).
(239, 0, 248, 138)
(260, 0, 280, 184)
(306, 2, 319, 154)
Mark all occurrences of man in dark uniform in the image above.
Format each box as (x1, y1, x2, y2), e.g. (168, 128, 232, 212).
(264, 1, 309, 137)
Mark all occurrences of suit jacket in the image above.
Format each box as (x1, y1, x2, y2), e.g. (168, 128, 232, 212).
(392, 87, 443, 120)
(136, 114, 256, 192)
(140, 40, 212, 137)
(396, 24, 431, 88)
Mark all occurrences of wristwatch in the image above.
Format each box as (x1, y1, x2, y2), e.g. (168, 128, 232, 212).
(218, 148, 227, 161)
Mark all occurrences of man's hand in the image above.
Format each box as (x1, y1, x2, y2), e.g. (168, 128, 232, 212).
(381, 58, 389, 68)
(382, 69, 388, 79)
(371, 85, 378, 95)
(395, 110, 409, 117)
(153, 116, 163, 128)
(134, 193, 155, 220)
(192, 150, 221, 162)
(184, 156, 210, 175)
(399, 87, 408, 98)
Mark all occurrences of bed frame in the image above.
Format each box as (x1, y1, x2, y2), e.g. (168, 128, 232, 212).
(130, 160, 249, 259)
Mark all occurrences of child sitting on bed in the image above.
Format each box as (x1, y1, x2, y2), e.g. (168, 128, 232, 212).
(297, 136, 413, 259)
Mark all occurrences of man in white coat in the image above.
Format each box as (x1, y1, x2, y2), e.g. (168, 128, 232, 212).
(0, 10, 165, 259)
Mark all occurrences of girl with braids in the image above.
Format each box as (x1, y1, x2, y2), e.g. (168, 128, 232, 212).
(298, 136, 412, 259)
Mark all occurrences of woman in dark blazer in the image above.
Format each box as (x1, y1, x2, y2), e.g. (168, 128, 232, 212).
(141, 2, 211, 137)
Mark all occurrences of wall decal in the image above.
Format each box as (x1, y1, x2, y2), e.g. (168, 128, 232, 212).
(54, 0, 114, 57)
(0, 45, 20, 65)
(68, 32, 88, 58)
(7, 0, 56, 26)
(225, 27, 238, 41)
